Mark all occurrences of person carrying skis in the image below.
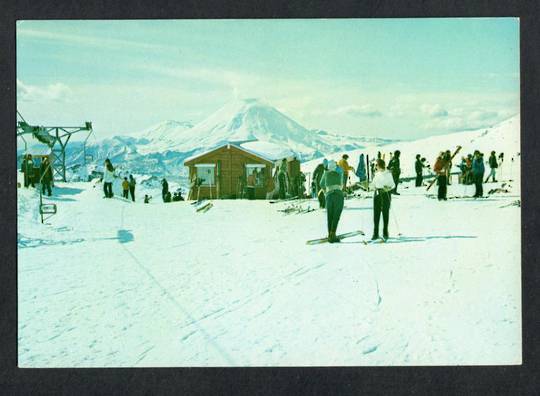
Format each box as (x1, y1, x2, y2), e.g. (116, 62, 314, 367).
(162, 178, 169, 202)
(313, 159, 327, 208)
(486, 151, 498, 183)
(338, 154, 355, 190)
(128, 174, 136, 202)
(40, 156, 53, 196)
(319, 160, 344, 243)
(415, 154, 425, 187)
(21, 154, 36, 188)
(433, 152, 449, 201)
(472, 151, 485, 198)
(122, 177, 129, 199)
(103, 158, 115, 198)
(371, 159, 395, 240)
(387, 150, 401, 194)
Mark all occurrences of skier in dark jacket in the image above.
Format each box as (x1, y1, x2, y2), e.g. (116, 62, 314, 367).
(355, 153, 367, 184)
(21, 154, 36, 188)
(128, 174, 136, 202)
(486, 151, 498, 183)
(387, 150, 401, 194)
(162, 178, 169, 202)
(40, 157, 53, 196)
(277, 159, 289, 199)
(472, 151, 485, 198)
(313, 159, 327, 208)
(415, 154, 425, 187)
(319, 160, 344, 243)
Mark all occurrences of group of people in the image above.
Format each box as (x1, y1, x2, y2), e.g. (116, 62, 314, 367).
(314, 148, 506, 242)
(102, 158, 137, 201)
(161, 178, 184, 203)
(272, 158, 306, 200)
(20, 154, 54, 196)
(433, 150, 502, 200)
(315, 156, 396, 243)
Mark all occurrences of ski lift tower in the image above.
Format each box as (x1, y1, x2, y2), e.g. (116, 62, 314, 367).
(16, 111, 93, 182)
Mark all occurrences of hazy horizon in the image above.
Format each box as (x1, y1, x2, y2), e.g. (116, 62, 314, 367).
(17, 18, 519, 141)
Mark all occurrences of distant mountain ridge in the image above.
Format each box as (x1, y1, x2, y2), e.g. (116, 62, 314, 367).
(20, 98, 398, 180)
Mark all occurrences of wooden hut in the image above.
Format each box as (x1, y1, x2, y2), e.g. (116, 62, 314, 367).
(184, 143, 277, 200)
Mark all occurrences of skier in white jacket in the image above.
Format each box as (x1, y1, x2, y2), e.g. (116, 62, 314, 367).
(371, 158, 395, 240)
(103, 158, 115, 198)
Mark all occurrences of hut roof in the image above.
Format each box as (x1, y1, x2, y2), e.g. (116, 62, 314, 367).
(184, 142, 288, 165)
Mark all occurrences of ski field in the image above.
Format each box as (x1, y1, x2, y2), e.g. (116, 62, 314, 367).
(18, 167, 521, 367)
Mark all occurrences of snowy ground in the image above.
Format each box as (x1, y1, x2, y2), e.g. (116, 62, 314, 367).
(17, 164, 522, 367)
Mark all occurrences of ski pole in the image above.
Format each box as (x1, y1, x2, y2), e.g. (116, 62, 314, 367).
(390, 199, 402, 236)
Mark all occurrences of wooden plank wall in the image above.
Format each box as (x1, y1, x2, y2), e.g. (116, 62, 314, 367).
(187, 146, 275, 199)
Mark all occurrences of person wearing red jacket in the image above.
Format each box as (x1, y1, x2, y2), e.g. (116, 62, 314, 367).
(433, 152, 449, 201)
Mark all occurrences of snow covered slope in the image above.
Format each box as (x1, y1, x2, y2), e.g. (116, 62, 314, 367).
(17, 167, 521, 366)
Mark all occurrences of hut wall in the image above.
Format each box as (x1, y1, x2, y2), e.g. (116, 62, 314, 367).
(186, 145, 274, 199)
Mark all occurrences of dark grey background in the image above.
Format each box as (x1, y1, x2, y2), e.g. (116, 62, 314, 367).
(1, 0, 539, 394)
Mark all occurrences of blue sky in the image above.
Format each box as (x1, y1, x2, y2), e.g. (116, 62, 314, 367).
(17, 18, 519, 140)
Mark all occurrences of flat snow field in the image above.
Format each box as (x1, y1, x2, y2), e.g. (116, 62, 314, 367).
(18, 178, 521, 367)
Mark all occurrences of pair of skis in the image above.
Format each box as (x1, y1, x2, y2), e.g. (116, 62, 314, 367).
(193, 199, 213, 213)
(306, 230, 402, 245)
(306, 230, 364, 245)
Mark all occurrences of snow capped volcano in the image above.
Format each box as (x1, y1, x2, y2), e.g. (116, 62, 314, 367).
(186, 98, 311, 144)
(60, 98, 397, 180)
(135, 98, 391, 159)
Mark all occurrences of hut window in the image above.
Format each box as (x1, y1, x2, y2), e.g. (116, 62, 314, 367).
(195, 164, 216, 186)
(245, 164, 266, 187)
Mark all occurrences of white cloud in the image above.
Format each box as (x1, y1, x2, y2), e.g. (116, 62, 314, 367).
(17, 28, 176, 52)
(421, 108, 511, 132)
(17, 79, 72, 102)
(331, 104, 382, 118)
(420, 104, 449, 118)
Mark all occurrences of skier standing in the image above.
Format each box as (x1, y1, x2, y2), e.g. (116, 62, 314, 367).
(312, 159, 327, 208)
(162, 178, 169, 202)
(40, 157, 53, 196)
(415, 154, 425, 187)
(472, 151, 485, 198)
(337, 154, 355, 190)
(21, 154, 36, 188)
(128, 174, 136, 202)
(433, 152, 449, 201)
(103, 158, 115, 198)
(355, 153, 367, 185)
(319, 160, 344, 243)
(278, 159, 289, 199)
(387, 150, 401, 194)
(486, 151, 498, 183)
(371, 159, 395, 240)
(122, 177, 129, 199)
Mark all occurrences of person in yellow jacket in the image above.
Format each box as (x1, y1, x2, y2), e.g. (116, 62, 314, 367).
(122, 177, 130, 199)
(337, 154, 355, 190)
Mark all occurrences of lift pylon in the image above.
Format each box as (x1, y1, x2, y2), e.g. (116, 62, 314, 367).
(17, 111, 93, 182)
